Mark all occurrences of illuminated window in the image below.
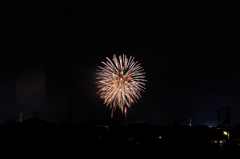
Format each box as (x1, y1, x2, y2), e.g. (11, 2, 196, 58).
(220, 141, 222, 143)
(215, 141, 217, 143)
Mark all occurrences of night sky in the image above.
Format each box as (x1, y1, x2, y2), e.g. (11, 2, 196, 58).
(1, 0, 240, 126)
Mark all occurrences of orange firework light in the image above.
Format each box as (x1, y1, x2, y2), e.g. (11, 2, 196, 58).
(96, 54, 147, 117)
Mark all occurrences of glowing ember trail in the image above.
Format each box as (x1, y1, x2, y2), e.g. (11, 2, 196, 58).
(96, 54, 147, 117)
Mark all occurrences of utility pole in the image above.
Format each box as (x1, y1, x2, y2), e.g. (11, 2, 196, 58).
(223, 105, 235, 129)
(19, 112, 22, 122)
(216, 108, 222, 126)
(125, 107, 127, 126)
(168, 116, 170, 126)
(69, 95, 74, 125)
(113, 111, 116, 124)
(102, 116, 105, 125)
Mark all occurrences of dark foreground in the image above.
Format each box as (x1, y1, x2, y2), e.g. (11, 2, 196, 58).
(1, 124, 240, 158)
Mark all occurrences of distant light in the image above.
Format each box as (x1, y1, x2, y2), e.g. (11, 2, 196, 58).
(215, 141, 217, 143)
(159, 136, 162, 139)
(104, 126, 109, 129)
(220, 141, 222, 143)
(209, 126, 212, 128)
(99, 136, 102, 139)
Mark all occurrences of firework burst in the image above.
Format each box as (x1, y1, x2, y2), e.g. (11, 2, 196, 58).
(96, 54, 147, 117)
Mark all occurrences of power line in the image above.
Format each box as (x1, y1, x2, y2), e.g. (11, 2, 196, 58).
(222, 105, 235, 129)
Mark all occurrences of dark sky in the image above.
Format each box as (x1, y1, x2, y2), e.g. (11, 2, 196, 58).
(1, 0, 240, 126)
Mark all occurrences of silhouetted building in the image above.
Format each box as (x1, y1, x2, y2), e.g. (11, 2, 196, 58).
(234, 124, 240, 129)
(215, 125, 227, 129)
(21, 117, 54, 126)
(5, 120, 19, 125)
(194, 125, 209, 129)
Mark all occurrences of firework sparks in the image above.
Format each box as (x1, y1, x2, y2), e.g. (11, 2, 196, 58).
(96, 54, 147, 117)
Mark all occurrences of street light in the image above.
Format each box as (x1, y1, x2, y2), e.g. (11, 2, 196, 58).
(223, 131, 230, 140)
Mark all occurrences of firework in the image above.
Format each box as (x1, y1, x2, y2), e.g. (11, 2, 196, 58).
(96, 54, 147, 117)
